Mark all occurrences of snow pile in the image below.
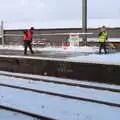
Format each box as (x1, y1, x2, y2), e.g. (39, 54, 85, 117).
(0, 45, 24, 50)
(0, 45, 98, 53)
(0, 44, 120, 66)
(87, 38, 120, 42)
(65, 46, 98, 53)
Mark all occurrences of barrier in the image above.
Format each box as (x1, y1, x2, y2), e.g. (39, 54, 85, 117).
(2, 27, 120, 50)
(3, 32, 94, 48)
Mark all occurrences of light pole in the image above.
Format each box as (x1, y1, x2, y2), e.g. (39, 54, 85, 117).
(82, 0, 87, 45)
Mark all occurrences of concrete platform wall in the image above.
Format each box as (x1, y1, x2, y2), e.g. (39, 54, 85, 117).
(0, 56, 120, 85)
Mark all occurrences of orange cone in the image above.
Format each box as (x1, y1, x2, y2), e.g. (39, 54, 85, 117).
(64, 45, 68, 50)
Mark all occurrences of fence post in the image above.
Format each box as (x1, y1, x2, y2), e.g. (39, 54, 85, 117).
(1, 20, 4, 46)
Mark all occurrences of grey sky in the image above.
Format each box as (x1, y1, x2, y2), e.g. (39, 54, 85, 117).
(88, 0, 120, 19)
(0, 0, 119, 21)
(0, 0, 120, 28)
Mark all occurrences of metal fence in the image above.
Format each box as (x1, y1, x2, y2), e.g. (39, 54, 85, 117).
(3, 32, 94, 48)
(1, 22, 120, 49)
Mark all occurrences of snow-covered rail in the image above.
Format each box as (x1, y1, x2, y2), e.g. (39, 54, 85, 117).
(0, 78, 120, 108)
(0, 72, 119, 93)
(0, 105, 55, 120)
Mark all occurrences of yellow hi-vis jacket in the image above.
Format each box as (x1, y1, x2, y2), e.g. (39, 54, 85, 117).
(99, 31, 108, 42)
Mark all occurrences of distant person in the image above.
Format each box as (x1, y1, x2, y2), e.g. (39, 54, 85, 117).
(98, 26, 108, 54)
(24, 27, 34, 55)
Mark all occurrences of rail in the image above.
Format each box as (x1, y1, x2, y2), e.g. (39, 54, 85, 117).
(0, 74, 120, 108)
(0, 105, 56, 120)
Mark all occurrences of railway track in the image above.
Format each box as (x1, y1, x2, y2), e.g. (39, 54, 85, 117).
(0, 72, 119, 93)
(0, 105, 56, 120)
(0, 80, 120, 108)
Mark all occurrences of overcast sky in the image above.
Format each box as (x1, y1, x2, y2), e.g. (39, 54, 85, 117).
(0, 0, 120, 28)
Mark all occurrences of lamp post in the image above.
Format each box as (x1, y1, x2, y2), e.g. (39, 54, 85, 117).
(82, 0, 87, 45)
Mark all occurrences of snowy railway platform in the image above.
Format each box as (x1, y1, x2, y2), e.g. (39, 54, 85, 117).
(0, 45, 120, 120)
(0, 45, 98, 58)
(0, 45, 119, 84)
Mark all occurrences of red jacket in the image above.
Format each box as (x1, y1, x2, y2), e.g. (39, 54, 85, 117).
(24, 30, 32, 41)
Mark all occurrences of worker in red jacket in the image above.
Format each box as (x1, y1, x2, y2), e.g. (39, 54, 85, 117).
(24, 27, 34, 55)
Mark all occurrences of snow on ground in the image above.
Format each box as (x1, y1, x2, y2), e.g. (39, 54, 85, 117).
(33, 45, 98, 53)
(0, 44, 120, 66)
(0, 109, 38, 120)
(0, 85, 120, 120)
(0, 74, 120, 104)
(0, 71, 120, 120)
(87, 38, 120, 42)
(0, 71, 120, 90)
(0, 44, 120, 119)
(0, 44, 98, 53)
(68, 52, 120, 65)
(0, 45, 24, 51)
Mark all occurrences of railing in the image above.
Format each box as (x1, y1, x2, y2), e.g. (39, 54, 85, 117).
(3, 32, 94, 47)
(1, 25, 120, 49)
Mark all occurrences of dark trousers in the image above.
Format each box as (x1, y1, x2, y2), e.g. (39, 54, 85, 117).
(24, 40, 34, 54)
(99, 42, 107, 54)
